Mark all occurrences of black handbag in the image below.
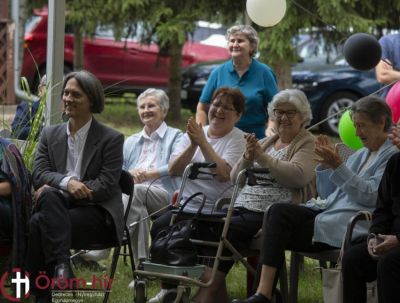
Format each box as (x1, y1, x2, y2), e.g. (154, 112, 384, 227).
(150, 192, 206, 266)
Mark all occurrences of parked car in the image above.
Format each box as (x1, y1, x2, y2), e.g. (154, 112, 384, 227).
(181, 59, 381, 135)
(21, 8, 230, 94)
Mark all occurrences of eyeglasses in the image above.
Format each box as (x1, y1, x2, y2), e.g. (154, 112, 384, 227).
(211, 101, 236, 112)
(273, 109, 298, 118)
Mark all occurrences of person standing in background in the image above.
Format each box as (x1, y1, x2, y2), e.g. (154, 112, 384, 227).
(195, 25, 278, 139)
(375, 33, 400, 98)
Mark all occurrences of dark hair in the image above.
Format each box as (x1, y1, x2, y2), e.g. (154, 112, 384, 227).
(62, 70, 104, 113)
(350, 95, 392, 132)
(211, 87, 246, 114)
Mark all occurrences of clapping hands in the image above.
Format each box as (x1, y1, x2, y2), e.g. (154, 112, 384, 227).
(388, 124, 400, 149)
(314, 135, 343, 169)
(187, 117, 206, 147)
(243, 133, 263, 161)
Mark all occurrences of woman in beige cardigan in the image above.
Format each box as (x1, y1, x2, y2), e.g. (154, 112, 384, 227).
(193, 89, 317, 303)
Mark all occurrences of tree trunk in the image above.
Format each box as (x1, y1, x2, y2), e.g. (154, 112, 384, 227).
(166, 41, 183, 122)
(73, 25, 83, 70)
(271, 61, 292, 90)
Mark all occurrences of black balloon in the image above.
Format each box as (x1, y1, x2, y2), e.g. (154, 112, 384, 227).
(344, 33, 382, 71)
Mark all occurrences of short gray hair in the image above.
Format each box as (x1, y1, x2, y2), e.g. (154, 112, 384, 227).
(225, 25, 259, 57)
(350, 95, 392, 132)
(137, 88, 169, 112)
(267, 89, 313, 126)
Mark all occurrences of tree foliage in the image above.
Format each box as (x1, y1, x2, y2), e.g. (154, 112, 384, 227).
(25, 0, 400, 120)
(257, 0, 400, 89)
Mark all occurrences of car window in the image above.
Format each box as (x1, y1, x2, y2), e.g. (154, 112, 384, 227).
(293, 33, 343, 69)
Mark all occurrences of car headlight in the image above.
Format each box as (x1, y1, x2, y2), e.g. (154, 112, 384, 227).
(292, 81, 318, 91)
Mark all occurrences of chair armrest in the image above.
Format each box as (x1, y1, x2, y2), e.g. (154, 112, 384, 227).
(343, 211, 372, 250)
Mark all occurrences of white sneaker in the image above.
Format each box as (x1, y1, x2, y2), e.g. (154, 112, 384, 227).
(148, 289, 168, 303)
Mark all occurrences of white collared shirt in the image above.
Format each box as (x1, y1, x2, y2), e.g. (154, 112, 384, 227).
(59, 118, 93, 190)
(136, 121, 167, 187)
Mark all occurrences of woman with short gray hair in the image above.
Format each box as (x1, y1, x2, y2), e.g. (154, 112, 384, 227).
(196, 24, 278, 139)
(232, 95, 398, 303)
(193, 89, 317, 303)
(122, 88, 182, 267)
(267, 88, 313, 127)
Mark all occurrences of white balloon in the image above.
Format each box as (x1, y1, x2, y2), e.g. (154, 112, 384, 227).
(246, 0, 287, 27)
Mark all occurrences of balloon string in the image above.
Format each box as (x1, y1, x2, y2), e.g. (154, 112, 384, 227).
(306, 79, 400, 131)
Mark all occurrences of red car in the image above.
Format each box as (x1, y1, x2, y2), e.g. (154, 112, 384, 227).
(22, 8, 230, 94)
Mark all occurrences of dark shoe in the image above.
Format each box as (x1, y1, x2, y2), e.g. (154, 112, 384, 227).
(53, 262, 74, 290)
(231, 293, 272, 303)
(72, 255, 106, 271)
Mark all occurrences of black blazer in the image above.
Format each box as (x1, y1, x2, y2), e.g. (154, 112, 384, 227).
(32, 118, 125, 243)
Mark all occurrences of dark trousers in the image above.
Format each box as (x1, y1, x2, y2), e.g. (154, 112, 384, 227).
(26, 188, 114, 293)
(0, 199, 11, 241)
(342, 242, 400, 303)
(197, 208, 264, 273)
(261, 203, 335, 268)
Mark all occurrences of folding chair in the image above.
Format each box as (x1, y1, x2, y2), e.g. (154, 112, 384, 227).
(70, 170, 135, 303)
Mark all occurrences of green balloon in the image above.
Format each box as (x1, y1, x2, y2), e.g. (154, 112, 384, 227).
(338, 110, 363, 150)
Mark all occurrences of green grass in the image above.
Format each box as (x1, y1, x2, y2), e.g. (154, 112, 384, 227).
(58, 252, 323, 303)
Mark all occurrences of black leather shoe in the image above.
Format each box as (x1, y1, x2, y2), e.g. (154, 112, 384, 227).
(231, 293, 272, 303)
(53, 262, 74, 290)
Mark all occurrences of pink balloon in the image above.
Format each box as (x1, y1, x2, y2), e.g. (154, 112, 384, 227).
(387, 81, 400, 124)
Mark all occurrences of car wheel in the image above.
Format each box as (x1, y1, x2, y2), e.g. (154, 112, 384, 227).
(320, 92, 358, 136)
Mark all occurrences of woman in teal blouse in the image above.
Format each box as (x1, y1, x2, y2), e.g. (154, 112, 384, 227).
(195, 24, 278, 139)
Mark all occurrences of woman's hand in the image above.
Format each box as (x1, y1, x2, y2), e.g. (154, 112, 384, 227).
(314, 135, 342, 169)
(187, 117, 206, 147)
(388, 125, 400, 149)
(129, 168, 148, 184)
(244, 133, 263, 161)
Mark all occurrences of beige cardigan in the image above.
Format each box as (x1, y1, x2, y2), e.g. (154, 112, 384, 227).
(230, 129, 317, 204)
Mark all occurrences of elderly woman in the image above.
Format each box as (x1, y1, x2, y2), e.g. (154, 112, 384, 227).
(342, 125, 400, 303)
(122, 88, 182, 267)
(195, 24, 278, 139)
(193, 89, 317, 303)
(148, 87, 246, 303)
(232, 95, 399, 303)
